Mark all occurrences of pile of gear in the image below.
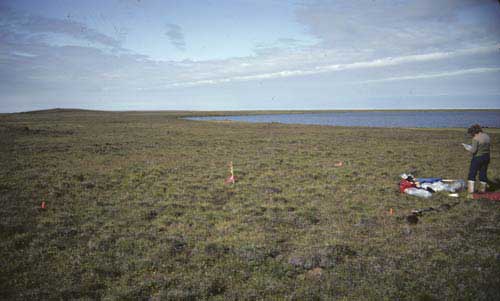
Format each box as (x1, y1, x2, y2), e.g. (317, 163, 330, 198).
(399, 173, 465, 198)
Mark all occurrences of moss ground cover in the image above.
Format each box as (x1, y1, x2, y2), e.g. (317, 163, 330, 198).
(1, 109, 499, 299)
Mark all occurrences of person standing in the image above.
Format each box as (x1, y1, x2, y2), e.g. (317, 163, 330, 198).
(465, 124, 491, 195)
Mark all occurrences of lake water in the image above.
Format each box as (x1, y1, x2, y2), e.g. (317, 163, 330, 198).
(189, 111, 500, 128)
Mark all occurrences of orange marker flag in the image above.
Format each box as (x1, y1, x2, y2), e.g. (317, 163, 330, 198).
(224, 161, 236, 184)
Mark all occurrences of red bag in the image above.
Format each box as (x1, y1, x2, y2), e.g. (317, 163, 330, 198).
(473, 192, 500, 201)
(399, 179, 416, 193)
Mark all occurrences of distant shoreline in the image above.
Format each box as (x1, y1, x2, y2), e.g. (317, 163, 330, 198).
(3, 107, 500, 116)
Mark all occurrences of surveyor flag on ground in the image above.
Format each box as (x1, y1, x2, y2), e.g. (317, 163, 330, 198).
(224, 161, 236, 184)
(224, 175, 235, 185)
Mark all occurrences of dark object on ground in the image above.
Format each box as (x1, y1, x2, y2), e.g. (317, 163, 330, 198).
(411, 207, 434, 216)
(411, 200, 460, 217)
(406, 214, 419, 224)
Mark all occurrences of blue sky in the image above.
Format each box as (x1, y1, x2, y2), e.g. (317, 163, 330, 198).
(1, 0, 499, 112)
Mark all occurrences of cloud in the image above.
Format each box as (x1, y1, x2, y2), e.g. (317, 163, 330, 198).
(165, 23, 186, 51)
(1, 5, 498, 96)
(25, 16, 122, 48)
(0, 5, 122, 49)
(317, 45, 498, 71)
(295, 0, 500, 55)
(160, 45, 499, 88)
(356, 67, 500, 84)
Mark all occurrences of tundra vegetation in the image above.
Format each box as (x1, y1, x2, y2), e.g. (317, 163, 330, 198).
(1, 109, 499, 300)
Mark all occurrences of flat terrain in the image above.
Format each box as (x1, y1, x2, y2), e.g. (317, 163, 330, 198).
(1, 109, 499, 300)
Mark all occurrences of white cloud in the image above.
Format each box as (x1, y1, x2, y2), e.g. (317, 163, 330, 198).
(356, 67, 500, 84)
(158, 45, 499, 88)
(295, 0, 500, 55)
(0, 5, 122, 49)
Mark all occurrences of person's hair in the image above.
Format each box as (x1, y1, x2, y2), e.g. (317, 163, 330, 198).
(467, 124, 482, 136)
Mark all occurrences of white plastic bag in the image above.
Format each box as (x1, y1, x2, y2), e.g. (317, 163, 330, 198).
(421, 180, 465, 192)
(448, 180, 465, 192)
(405, 187, 432, 198)
(421, 181, 449, 192)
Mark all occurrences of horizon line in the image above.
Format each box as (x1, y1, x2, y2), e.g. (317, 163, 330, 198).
(3, 107, 500, 114)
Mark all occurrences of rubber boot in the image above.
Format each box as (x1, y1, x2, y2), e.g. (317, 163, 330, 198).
(479, 181, 487, 193)
(467, 180, 475, 199)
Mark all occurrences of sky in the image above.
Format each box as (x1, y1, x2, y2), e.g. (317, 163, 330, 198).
(1, 0, 500, 112)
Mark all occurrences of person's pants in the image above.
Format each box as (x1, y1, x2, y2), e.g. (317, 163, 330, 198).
(468, 154, 490, 182)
